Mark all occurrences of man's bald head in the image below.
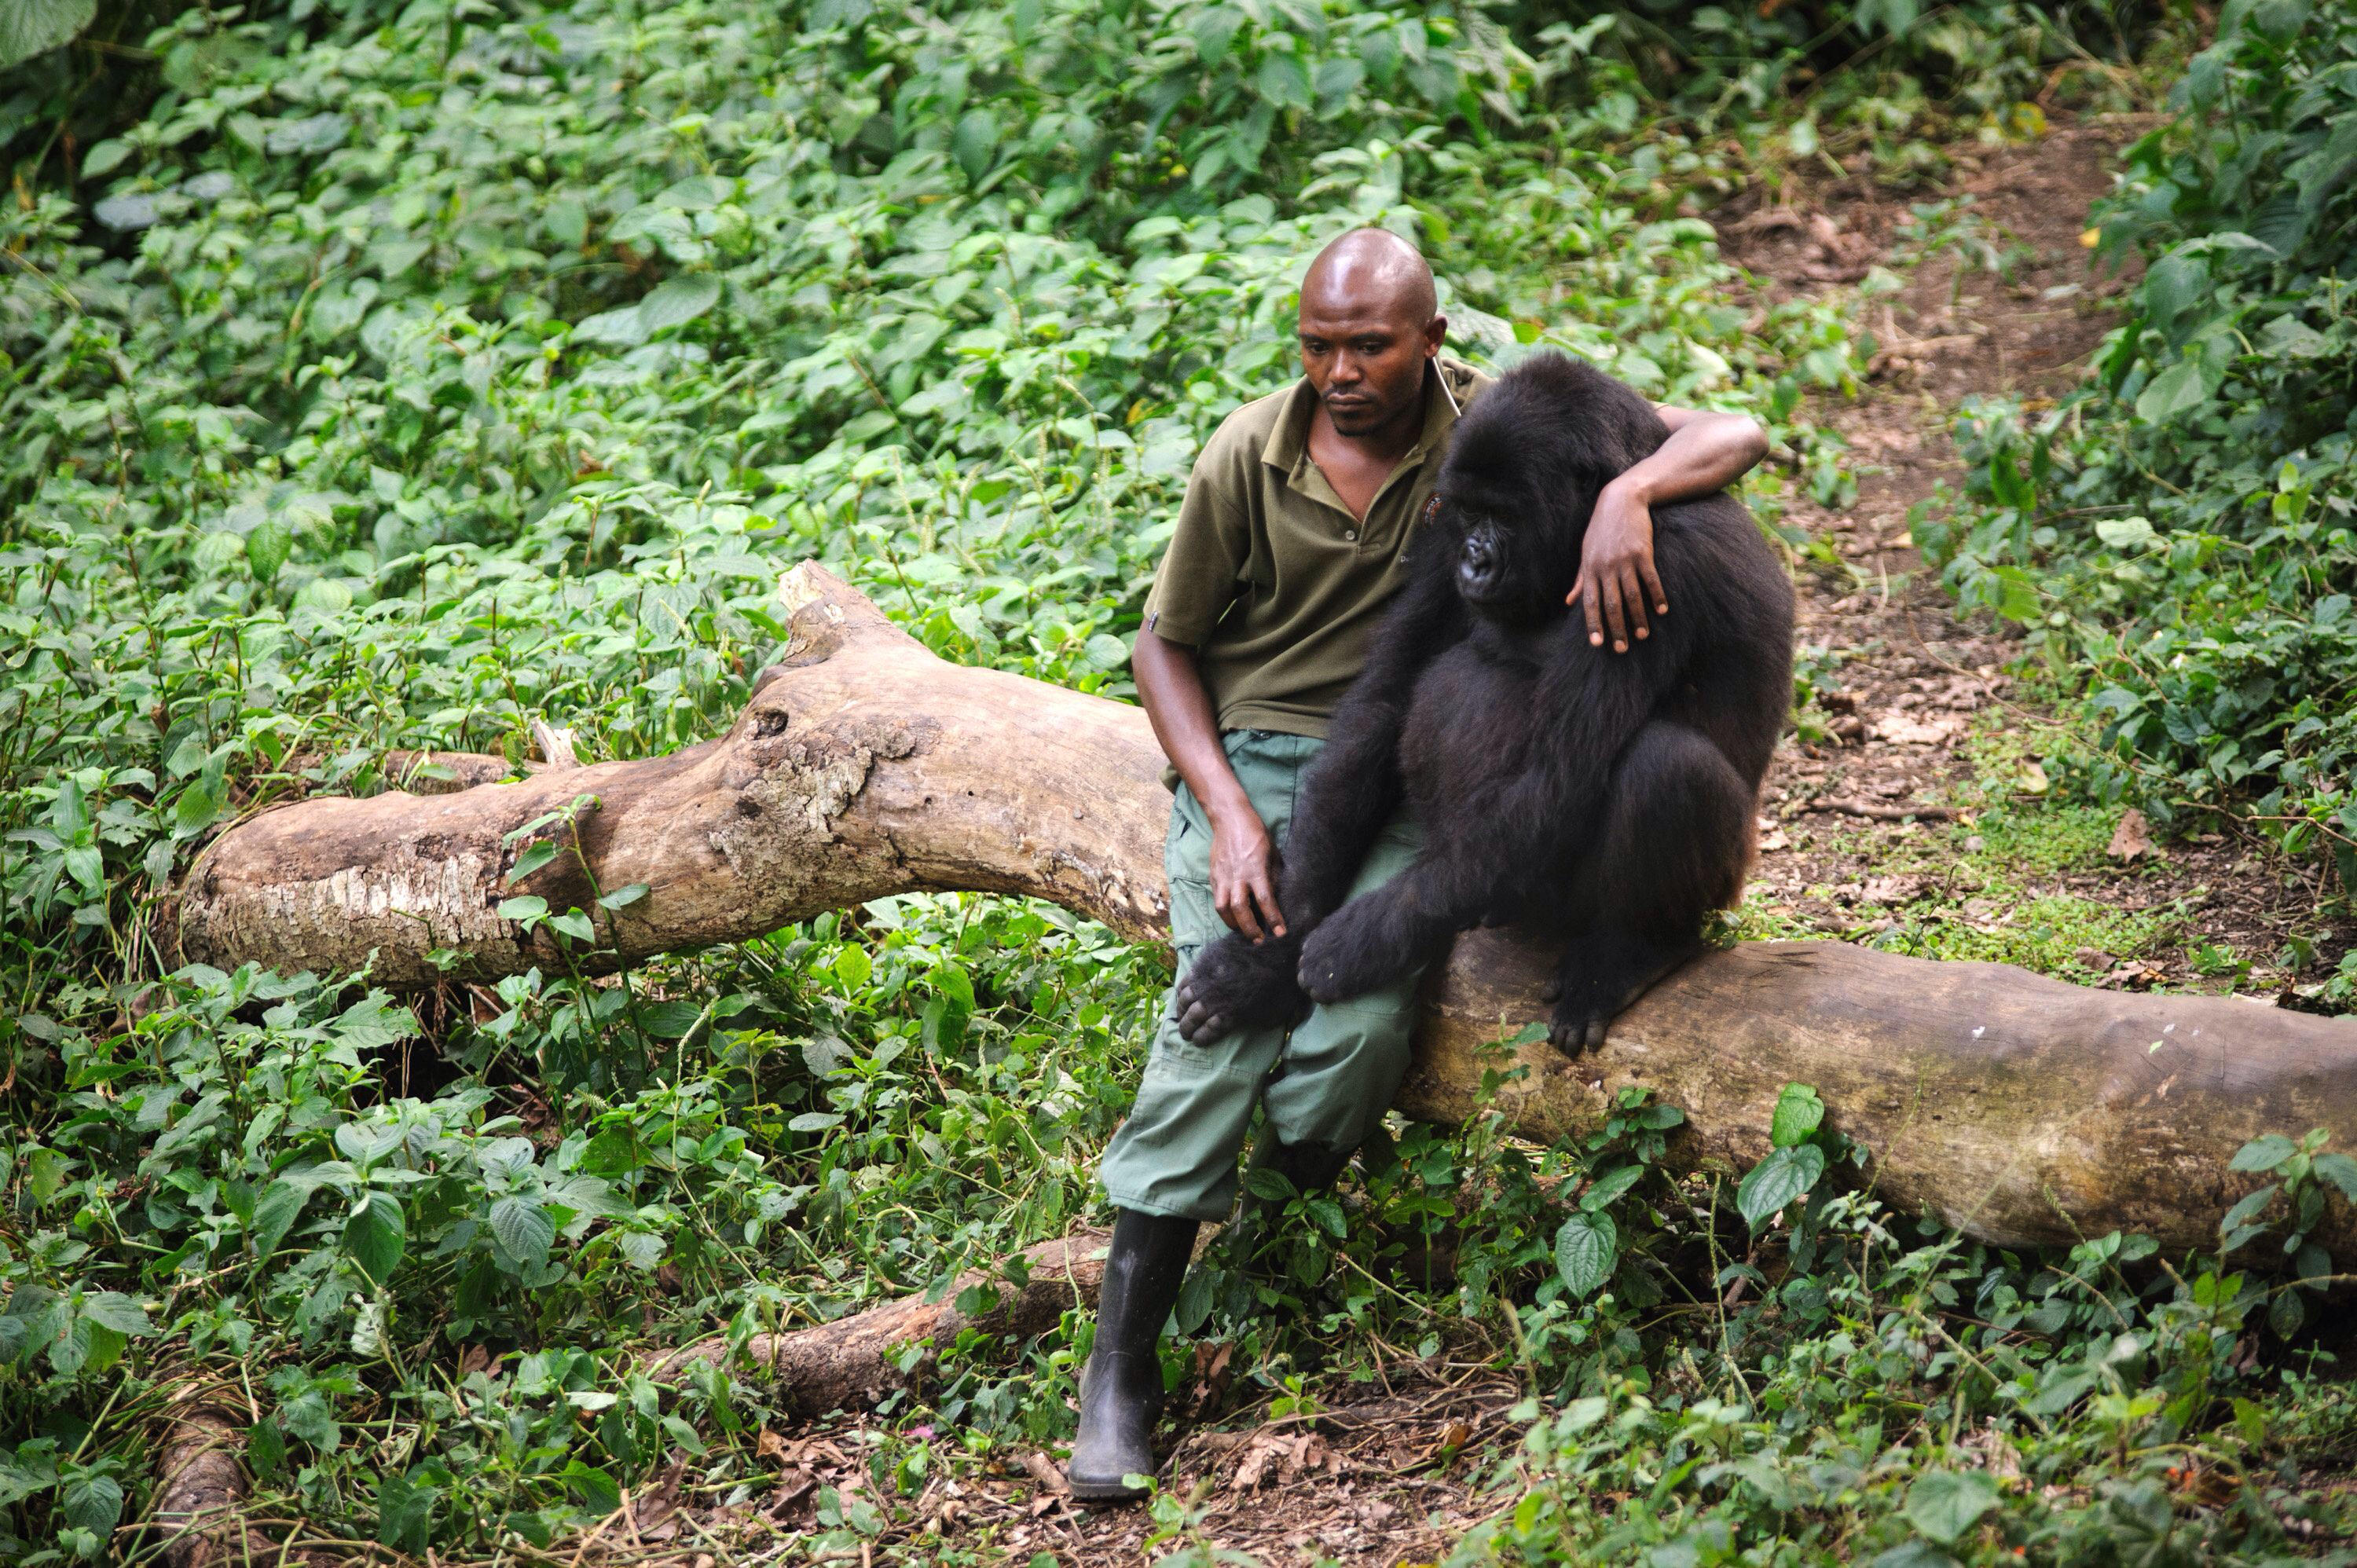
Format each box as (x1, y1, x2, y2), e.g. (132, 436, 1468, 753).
(1296, 229, 1446, 441)
(1299, 228, 1439, 327)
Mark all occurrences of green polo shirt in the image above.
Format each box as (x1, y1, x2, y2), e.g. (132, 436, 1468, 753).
(1141, 355, 1490, 740)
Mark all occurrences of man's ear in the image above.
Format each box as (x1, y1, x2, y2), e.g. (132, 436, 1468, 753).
(1424, 313, 1447, 357)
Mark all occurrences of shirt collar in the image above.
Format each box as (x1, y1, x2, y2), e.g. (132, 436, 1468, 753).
(1261, 354, 1475, 474)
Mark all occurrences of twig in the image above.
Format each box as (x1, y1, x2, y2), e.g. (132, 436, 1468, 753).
(1801, 797, 1963, 822)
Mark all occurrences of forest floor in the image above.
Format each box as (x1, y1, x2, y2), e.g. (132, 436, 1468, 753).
(623, 116, 2355, 1568)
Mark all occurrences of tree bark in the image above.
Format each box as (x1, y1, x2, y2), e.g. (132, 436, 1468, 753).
(174, 562, 2357, 1255)
(148, 1404, 253, 1568)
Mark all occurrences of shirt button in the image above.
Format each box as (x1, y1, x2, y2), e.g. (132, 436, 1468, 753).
(1344, 529, 1358, 541)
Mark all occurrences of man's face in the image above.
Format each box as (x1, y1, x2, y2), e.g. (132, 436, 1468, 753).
(1296, 295, 1442, 437)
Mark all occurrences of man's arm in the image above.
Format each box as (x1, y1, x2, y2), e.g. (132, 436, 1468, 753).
(1570, 405, 1769, 653)
(1133, 628, 1285, 942)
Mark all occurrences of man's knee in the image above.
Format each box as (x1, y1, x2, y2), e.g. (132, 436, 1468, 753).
(1261, 990, 1418, 1146)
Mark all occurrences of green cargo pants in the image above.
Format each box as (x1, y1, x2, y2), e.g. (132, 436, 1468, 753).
(1099, 730, 1425, 1222)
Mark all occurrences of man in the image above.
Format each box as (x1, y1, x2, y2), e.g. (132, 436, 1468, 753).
(1067, 229, 1769, 1502)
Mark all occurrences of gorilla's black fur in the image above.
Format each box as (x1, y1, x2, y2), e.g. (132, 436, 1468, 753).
(1172, 352, 1794, 1053)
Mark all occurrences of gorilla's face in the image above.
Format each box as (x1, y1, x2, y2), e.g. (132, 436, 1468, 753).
(1449, 496, 1581, 625)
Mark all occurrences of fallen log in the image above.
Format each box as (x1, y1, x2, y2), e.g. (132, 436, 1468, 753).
(647, 1230, 1120, 1415)
(148, 1401, 252, 1568)
(175, 562, 2357, 1255)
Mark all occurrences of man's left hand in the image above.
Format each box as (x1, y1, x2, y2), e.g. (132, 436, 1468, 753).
(1569, 476, 1667, 654)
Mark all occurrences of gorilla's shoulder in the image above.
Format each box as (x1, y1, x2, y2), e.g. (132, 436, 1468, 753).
(1446, 352, 1667, 482)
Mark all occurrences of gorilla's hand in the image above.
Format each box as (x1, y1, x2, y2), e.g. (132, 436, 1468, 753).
(1172, 933, 1310, 1045)
(1296, 892, 1406, 1003)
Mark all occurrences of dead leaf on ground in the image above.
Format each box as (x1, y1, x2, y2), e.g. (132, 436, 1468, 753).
(2108, 808, 2158, 863)
(1019, 1450, 1069, 1495)
(1860, 875, 1925, 907)
(1871, 711, 1968, 746)
(1229, 1428, 1336, 1492)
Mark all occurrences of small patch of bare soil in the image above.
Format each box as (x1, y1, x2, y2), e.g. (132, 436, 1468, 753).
(1718, 115, 2353, 996)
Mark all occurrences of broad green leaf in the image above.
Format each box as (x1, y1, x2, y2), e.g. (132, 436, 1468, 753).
(247, 519, 293, 583)
(2139, 252, 2209, 335)
(251, 1179, 310, 1258)
(1578, 1162, 1644, 1212)
(951, 109, 999, 183)
(0, 0, 95, 69)
(81, 138, 133, 178)
(1255, 50, 1313, 110)
(638, 999, 706, 1039)
(508, 840, 561, 882)
(174, 779, 222, 834)
(573, 305, 648, 348)
(1554, 1211, 1617, 1297)
(2310, 1151, 2357, 1202)
(638, 276, 720, 335)
(2231, 1133, 2297, 1172)
(1904, 1470, 1999, 1544)
(2216, 1183, 2277, 1246)
(1174, 1265, 1215, 1334)
(376, 1468, 438, 1555)
(79, 1291, 152, 1335)
(1769, 1083, 1825, 1149)
(1736, 1144, 1825, 1230)
(59, 1468, 122, 1537)
(560, 1460, 621, 1515)
(2134, 358, 2214, 423)
(788, 1111, 845, 1133)
(344, 1195, 406, 1286)
(488, 1196, 555, 1264)
(548, 910, 596, 943)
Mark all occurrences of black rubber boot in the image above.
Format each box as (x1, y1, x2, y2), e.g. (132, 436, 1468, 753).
(1067, 1208, 1199, 1503)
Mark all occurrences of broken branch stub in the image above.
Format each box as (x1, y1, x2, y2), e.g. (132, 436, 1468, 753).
(175, 562, 2357, 1255)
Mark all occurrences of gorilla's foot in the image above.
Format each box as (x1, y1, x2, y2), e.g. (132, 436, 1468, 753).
(1172, 933, 1310, 1045)
(1545, 936, 1708, 1055)
(1295, 894, 1411, 1003)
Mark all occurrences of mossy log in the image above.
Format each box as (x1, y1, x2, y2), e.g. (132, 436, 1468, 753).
(175, 562, 2357, 1254)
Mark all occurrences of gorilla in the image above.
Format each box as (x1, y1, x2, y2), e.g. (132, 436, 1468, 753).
(1171, 351, 1794, 1054)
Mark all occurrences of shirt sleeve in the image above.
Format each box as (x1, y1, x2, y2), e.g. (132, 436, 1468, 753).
(1140, 422, 1254, 647)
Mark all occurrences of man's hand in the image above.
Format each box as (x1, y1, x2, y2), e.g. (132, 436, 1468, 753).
(1208, 804, 1285, 942)
(1569, 475, 1666, 654)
